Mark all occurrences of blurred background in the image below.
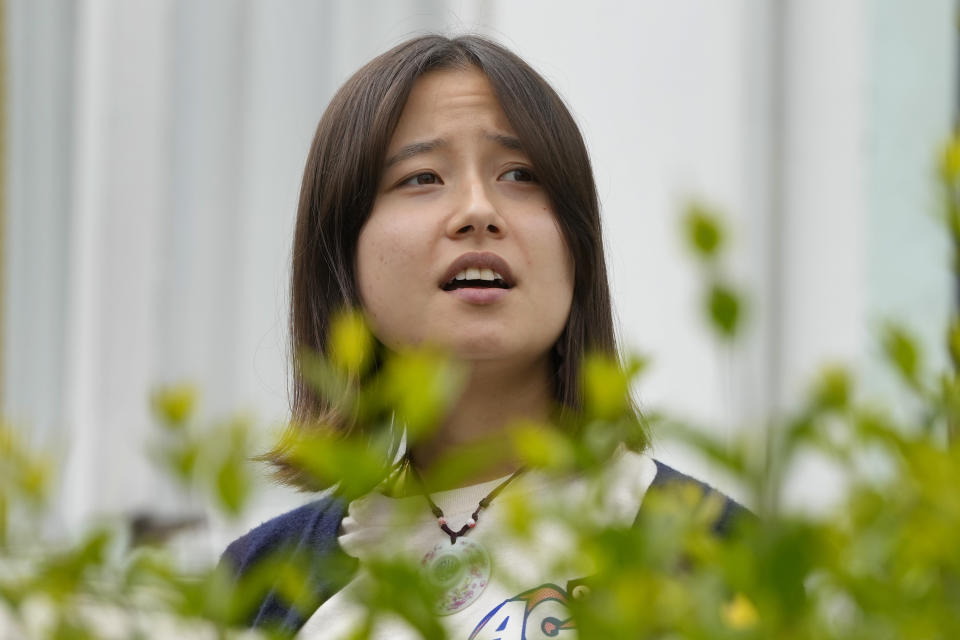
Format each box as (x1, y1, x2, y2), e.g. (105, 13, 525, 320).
(2, 0, 955, 562)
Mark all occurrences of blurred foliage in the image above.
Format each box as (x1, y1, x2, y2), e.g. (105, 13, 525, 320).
(0, 139, 959, 638)
(0, 423, 50, 548)
(683, 203, 725, 260)
(151, 384, 257, 518)
(683, 202, 746, 341)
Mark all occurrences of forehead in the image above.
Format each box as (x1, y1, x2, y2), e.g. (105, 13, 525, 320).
(389, 67, 514, 142)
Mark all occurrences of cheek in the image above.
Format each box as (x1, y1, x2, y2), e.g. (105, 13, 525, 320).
(533, 202, 575, 286)
(355, 215, 430, 346)
(357, 219, 411, 296)
(523, 212, 576, 329)
(549, 227, 576, 333)
(542, 217, 576, 296)
(356, 225, 398, 324)
(354, 227, 379, 306)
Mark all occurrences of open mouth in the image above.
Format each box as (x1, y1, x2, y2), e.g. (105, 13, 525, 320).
(441, 268, 512, 291)
(439, 252, 517, 293)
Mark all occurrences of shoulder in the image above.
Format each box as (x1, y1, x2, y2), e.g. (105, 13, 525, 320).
(220, 493, 348, 574)
(218, 494, 353, 631)
(648, 458, 753, 536)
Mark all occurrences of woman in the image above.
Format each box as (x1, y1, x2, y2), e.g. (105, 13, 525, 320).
(221, 34, 745, 638)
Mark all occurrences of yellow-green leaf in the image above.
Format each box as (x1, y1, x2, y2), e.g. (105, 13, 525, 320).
(330, 310, 375, 376)
(150, 384, 198, 428)
(683, 203, 725, 260)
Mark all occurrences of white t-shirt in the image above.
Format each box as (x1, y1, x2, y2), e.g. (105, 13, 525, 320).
(298, 449, 657, 639)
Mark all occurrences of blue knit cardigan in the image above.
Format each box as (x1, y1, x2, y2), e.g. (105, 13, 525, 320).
(219, 460, 748, 635)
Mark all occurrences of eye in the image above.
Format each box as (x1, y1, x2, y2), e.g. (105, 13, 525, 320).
(400, 172, 442, 186)
(499, 167, 537, 183)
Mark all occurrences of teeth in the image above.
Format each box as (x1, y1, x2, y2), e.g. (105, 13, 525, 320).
(449, 268, 507, 284)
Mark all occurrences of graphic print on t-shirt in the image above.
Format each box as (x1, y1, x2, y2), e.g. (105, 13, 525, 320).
(468, 584, 576, 639)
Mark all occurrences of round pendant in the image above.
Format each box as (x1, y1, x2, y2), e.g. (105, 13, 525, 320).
(420, 537, 492, 615)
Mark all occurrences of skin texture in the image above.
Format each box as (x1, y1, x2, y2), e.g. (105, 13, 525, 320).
(355, 68, 575, 481)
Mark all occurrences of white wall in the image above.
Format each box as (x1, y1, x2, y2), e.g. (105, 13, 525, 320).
(4, 0, 955, 550)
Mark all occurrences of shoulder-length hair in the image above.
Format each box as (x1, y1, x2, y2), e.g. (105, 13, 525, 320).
(268, 34, 618, 489)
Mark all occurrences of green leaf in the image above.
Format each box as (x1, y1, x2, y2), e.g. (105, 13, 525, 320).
(150, 384, 198, 428)
(299, 349, 354, 414)
(881, 323, 923, 389)
(380, 349, 463, 441)
(939, 132, 960, 185)
(208, 421, 254, 516)
(417, 436, 513, 492)
(283, 429, 391, 499)
(683, 203, 725, 260)
(329, 310, 375, 376)
(707, 283, 742, 339)
(215, 457, 249, 517)
(163, 439, 201, 482)
(508, 420, 576, 471)
(581, 353, 645, 421)
(810, 365, 853, 412)
(0, 424, 51, 504)
(939, 373, 960, 446)
(947, 316, 960, 372)
(365, 557, 447, 640)
(36, 528, 113, 600)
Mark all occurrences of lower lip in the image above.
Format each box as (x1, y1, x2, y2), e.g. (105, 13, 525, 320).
(445, 287, 510, 305)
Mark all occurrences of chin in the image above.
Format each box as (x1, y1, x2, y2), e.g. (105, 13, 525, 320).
(447, 337, 511, 359)
(451, 339, 550, 369)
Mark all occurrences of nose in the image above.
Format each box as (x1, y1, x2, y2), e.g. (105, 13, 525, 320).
(445, 177, 505, 239)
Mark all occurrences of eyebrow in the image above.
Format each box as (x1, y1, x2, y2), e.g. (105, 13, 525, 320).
(384, 138, 447, 168)
(383, 132, 527, 168)
(484, 132, 524, 152)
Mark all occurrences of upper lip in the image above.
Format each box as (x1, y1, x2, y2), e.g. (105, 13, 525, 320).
(439, 251, 516, 288)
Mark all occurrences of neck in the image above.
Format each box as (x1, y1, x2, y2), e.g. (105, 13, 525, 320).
(410, 356, 554, 490)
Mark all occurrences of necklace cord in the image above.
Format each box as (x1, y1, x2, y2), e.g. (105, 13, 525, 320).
(408, 463, 526, 545)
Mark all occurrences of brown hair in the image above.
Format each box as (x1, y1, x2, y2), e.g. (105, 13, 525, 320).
(269, 34, 617, 488)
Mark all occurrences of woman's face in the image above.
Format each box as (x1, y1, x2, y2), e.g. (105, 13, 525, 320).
(355, 67, 574, 370)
